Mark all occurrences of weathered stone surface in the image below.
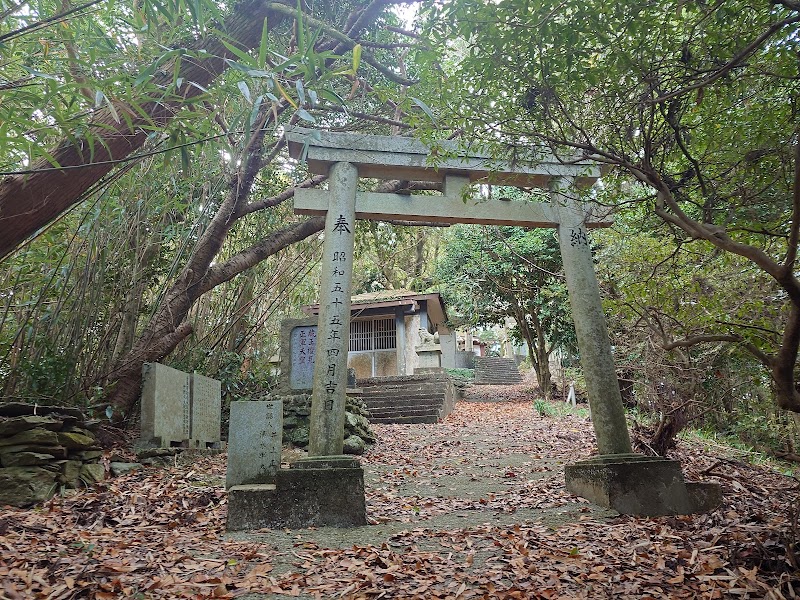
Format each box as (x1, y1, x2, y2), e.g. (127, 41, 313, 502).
(0, 428, 59, 447)
(136, 447, 180, 459)
(686, 482, 724, 513)
(0, 403, 84, 419)
(226, 400, 282, 488)
(555, 191, 632, 456)
(270, 393, 374, 449)
(0, 405, 105, 501)
(285, 426, 309, 446)
(57, 431, 96, 449)
(308, 161, 358, 458)
(343, 435, 366, 455)
(62, 426, 94, 437)
(0, 415, 63, 437)
(0, 452, 55, 467)
(277, 318, 318, 394)
(345, 411, 375, 443)
(69, 449, 103, 461)
(110, 462, 143, 477)
(564, 454, 722, 516)
(80, 463, 105, 484)
(0, 467, 58, 507)
(289, 325, 317, 390)
(58, 460, 83, 484)
(226, 464, 367, 530)
(140, 362, 191, 447)
(285, 127, 602, 201)
(283, 415, 302, 429)
(293, 455, 360, 470)
(190, 372, 222, 448)
(0, 444, 67, 458)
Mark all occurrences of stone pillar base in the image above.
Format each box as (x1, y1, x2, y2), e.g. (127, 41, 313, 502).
(226, 457, 367, 531)
(565, 454, 721, 516)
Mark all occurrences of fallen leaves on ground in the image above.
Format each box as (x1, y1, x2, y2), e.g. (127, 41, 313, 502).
(1, 394, 798, 599)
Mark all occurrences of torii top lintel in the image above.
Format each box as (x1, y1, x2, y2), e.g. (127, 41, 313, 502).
(285, 128, 600, 188)
(286, 128, 611, 228)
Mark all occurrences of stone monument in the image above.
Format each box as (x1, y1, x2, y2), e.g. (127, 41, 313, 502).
(190, 372, 222, 449)
(226, 400, 282, 489)
(277, 317, 319, 393)
(140, 363, 191, 447)
(139, 363, 221, 449)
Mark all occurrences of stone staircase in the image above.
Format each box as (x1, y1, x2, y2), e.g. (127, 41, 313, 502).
(474, 357, 524, 385)
(357, 373, 456, 424)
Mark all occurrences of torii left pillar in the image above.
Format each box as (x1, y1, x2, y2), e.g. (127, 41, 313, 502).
(290, 160, 367, 525)
(308, 161, 357, 456)
(226, 161, 367, 530)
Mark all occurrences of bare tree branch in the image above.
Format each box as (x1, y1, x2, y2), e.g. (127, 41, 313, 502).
(650, 15, 800, 104)
(662, 334, 742, 350)
(238, 175, 327, 218)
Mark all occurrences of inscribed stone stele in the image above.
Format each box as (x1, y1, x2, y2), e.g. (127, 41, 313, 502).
(226, 400, 282, 488)
(190, 372, 221, 447)
(289, 325, 317, 390)
(140, 363, 190, 447)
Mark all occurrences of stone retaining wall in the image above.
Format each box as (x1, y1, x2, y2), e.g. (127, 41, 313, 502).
(275, 393, 375, 454)
(0, 403, 104, 507)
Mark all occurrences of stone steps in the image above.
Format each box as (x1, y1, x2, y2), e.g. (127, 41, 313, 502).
(358, 374, 455, 425)
(368, 406, 440, 420)
(369, 414, 439, 425)
(474, 357, 523, 385)
(361, 394, 444, 409)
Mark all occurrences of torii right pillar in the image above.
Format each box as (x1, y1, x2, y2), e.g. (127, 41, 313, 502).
(551, 177, 721, 516)
(552, 177, 632, 455)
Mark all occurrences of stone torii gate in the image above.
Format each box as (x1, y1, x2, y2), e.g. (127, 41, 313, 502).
(225, 129, 720, 529)
(287, 127, 632, 460)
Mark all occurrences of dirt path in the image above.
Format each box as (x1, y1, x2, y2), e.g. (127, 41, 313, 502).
(230, 388, 614, 598)
(1, 388, 798, 598)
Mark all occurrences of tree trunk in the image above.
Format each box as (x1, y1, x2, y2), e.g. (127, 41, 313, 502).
(106, 217, 325, 422)
(513, 306, 554, 400)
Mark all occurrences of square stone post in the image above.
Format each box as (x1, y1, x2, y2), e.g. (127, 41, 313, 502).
(552, 177, 632, 456)
(395, 306, 407, 375)
(309, 161, 358, 456)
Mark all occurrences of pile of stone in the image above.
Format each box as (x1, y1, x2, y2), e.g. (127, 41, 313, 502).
(278, 393, 375, 454)
(0, 403, 105, 507)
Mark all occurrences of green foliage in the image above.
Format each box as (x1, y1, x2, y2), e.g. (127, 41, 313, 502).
(445, 368, 474, 382)
(434, 217, 575, 395)
(420, 0, 800, 444)
(353, 222, 445, 293)
(533, 399, 555, 417)
(170, 349, 276, 404)
(0, 0, 421, 414)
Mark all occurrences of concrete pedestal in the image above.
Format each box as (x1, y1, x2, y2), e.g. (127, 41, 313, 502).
(226, 456, 367, 530)
(565, 454, 722, 516)
(415, 345, 442, 370)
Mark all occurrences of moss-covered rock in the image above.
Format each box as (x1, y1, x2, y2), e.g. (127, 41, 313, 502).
(343, 435, 366, 455)
(57, 431, 97, 449)
(0, 415, 63, 437)
(79, 463, 105, 484)
(0, 428, 60, 447)
(0, 403, 105, 505)
(265, 393, 376, 450)
(1, 451, 55, 467)
(0, 467, 58, 507)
